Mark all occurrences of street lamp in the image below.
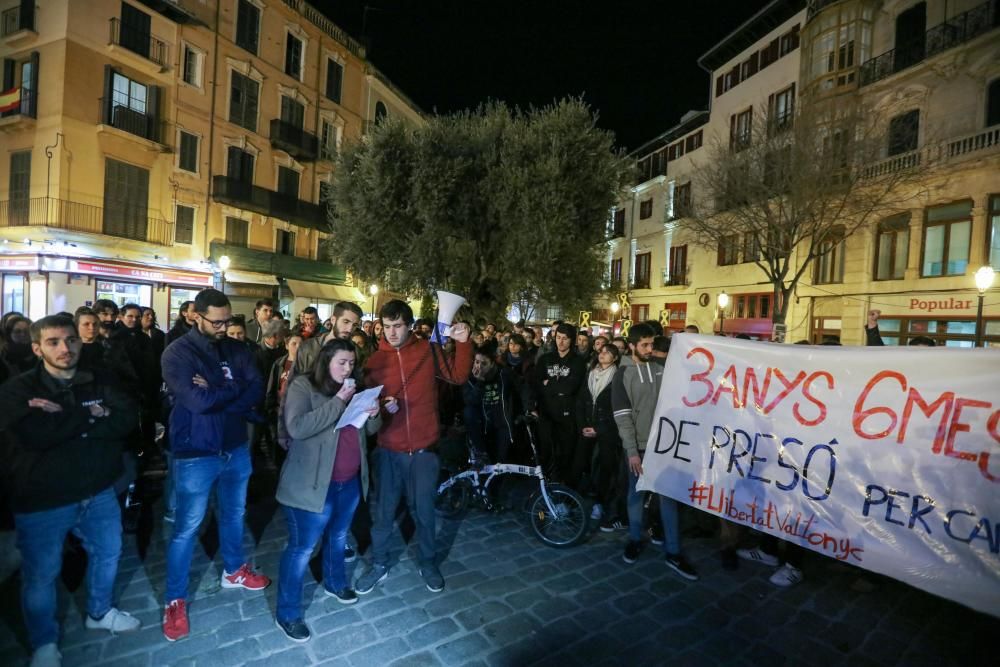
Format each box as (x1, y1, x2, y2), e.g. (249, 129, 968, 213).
(974, 265, 995, 347)
(717, 291, 730, 336)
(369, 283, 379, 320)
(218, 255, 231, 293)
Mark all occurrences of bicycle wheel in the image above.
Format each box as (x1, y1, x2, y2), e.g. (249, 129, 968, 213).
(436, 478, 471, 519)
(528, 484, 587, 548)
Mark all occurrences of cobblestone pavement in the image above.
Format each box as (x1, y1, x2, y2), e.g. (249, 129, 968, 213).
(0, 477, 996, 667)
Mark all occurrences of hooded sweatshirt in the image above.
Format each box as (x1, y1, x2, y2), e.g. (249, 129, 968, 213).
(611, 355, 664, 459)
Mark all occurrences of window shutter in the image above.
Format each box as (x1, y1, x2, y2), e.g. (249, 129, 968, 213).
(748, 52, 759, 76)
(715, 75, 724, 97)
(102, 64, 113, 125)
(246, 79, 258, 131)
(3, 58, 14, 93)
(729, 113, 737, 149)
(147, 84, 160, 141)
(27, 51, 38, 118)
(19, 0, 34, 30)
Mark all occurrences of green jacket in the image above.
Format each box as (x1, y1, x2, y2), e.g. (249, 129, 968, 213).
(276, 375, 380, 513)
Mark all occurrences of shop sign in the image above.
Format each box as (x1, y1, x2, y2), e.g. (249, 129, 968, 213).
(40, 257, 212, 287)
(0, 255, 39, 271)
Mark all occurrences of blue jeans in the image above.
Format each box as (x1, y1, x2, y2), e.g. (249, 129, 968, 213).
(369, 448, 439, 567)
(165, 445, 251, 602)
(15, 486, 122, 649)
(626, 460, 681, 555)
(276, 477, 360, 622)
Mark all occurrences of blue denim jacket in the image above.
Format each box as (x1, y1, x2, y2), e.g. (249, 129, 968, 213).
(161, 327, 263, 456)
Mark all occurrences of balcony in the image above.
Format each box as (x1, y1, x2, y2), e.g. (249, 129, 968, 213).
(212, 176, 329, 231)
(859, 0, 998, 87)
(209, 241, 348, 285)
(2, 2, 36, 44)
(0, 197, 173, 246)
(0, 87, 36, 131)
(109, 17, 169, 70)
(662, 269, 688, 287)
(99, 98, 162, 144)
(270, 119, 319, 161)
(862, 123, 1000, 178)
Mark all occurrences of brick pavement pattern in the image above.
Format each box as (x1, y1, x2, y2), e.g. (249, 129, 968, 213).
(0, 495, 996, 667)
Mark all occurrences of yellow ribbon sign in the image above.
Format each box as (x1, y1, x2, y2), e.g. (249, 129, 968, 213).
(579, 311, 592, 328)
(659, 309, 671, 328)
(620, 318, 633, 338)
(617, 292, 630, 312)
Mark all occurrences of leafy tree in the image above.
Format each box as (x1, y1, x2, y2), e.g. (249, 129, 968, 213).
(686, 98, 926, 326)
(327, 99, 628, 321)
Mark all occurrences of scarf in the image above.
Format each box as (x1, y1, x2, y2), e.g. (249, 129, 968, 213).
(588, 364, 615, 400)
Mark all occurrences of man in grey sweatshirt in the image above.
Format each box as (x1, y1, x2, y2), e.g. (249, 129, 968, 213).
(611, 323, 698, 580)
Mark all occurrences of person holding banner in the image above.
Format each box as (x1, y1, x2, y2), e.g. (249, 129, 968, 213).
(612, 323, 698, 580)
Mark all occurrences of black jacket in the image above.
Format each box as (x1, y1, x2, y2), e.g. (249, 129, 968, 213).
(576, 374, 619, 440)
(531, 350, 587, 420)
(110, 323, 160, 406)
(0, 365, 139, 513)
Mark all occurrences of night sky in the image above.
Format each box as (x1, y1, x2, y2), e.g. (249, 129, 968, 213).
(318, 0, 773, 152)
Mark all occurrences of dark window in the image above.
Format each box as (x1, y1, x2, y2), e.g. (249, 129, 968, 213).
(103, 158, 149, 242)
(639, 198, 653, 219)
(675, 182, 692, 217)
(107, 70, 159, 141)
(894, 2, 926, 73)
(685, 131, 703, 152)
(119, 2, 151, 60)
(280, 95, 305, 129)
(610, 257, 623, 286)
(317, 236, 333, 262)
(988, 195, 1000, 270)
(175, 204, 194, 244)
(718, 234, 739, 266)
(285, 33, 302, 79)
(277, 166, 299, 198)
(874, 213, 910, 280)
(182, 45, 201, 87)
(235, 0, 260, 54)
(8, 150, 30, 225)
(730, 108, 752, 151)
(229, 71, 259, 132)
(2, 52, 38, 118)
(666, 244, 687, 286)
(225, 216, 249, 247)
(326, 58, 343, 104)
(768, 84, 795, 134)
(178, 131, 198, 173)
(633, 252, 651, 289)
(987, 79, 1000, 128)
(276, 229, 296, 256)
(742, 233, 761, 263)
(612, 208, 625, 237)
(888, 110, 919, 156)
(922, 200, 971, 277)
(320, 120, 338, 160)
(815, 227, 846, 284)
(779, 24, 800, 56)
(226, 147, 254, 183)
(374, 101, 388, 124)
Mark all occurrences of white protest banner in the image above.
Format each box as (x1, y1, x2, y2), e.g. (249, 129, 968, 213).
(636, 334, 1000, 617)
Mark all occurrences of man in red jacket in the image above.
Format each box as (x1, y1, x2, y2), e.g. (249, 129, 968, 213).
(356, 300, 472, 594)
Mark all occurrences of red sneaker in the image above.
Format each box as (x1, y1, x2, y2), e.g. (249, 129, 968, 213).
(221, 563, 270, 591)
(162, 599, 189, 642)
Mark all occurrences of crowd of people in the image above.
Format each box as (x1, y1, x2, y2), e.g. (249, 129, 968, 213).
(0, 292, 901, 666)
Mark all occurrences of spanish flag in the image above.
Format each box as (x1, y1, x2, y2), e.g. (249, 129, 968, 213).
(0, 87, 21, 113)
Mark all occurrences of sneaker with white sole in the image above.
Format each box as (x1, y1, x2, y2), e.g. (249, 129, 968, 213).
(85, 607, 141, 633)
(221, 563, 271, 590)
(665, 554, 699, 581)
(600, 518, 625, 533)
(355, 564, 389, 595)
(590, 504, 603, 521)
(736, 547, 780, 567)
(30, 643, 61, 667)
(419, 564, 445, 593)
(769, 563, 803, 587)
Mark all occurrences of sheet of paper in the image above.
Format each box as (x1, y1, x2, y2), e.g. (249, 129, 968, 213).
(335, 385, 383, 430)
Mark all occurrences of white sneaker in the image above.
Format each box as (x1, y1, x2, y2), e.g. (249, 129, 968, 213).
(769, 563, 804, 588)
(30, 643, 61, 667)
(736, 547, 780, 567)
(85, 607, 141, 633)
(590, 504, 603, 521)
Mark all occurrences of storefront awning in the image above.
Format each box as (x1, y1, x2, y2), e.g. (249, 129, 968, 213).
(225, 270, 279, 285)
(285, 279, 365, 303)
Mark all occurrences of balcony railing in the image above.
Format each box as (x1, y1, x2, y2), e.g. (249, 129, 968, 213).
(212, 176, 329, 230)
(270, 119, 319, 161)
(0, 87, 35, 119)
(100, 98, 161, 142)
(862, 122, 1000, 178)
(859, 0, 997, 87)
(2, 3, 35, 36)
(662, 269, 688, 287)
(109, 17, 168, 68)
(0, 197, 173, 246)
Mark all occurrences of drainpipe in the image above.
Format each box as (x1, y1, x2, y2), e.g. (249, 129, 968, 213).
(203, 0, 222, 261)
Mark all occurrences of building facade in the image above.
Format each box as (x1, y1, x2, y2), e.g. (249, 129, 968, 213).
(0, 0, 422, 325)
(607, 0, 1000, 347)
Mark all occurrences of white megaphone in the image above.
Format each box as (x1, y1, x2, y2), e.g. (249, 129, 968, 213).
(432, 290, 466, 343)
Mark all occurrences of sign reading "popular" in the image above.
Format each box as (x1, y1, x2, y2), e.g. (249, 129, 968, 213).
(637, 334, 1000, 617)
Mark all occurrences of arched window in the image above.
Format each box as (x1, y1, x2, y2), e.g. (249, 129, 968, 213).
(374, 101, 388, 125)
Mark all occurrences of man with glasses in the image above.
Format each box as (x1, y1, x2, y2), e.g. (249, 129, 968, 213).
(159, 289, 268, 642)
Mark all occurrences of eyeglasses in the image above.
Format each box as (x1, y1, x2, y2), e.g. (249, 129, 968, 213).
(201, 316, 233, 329)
